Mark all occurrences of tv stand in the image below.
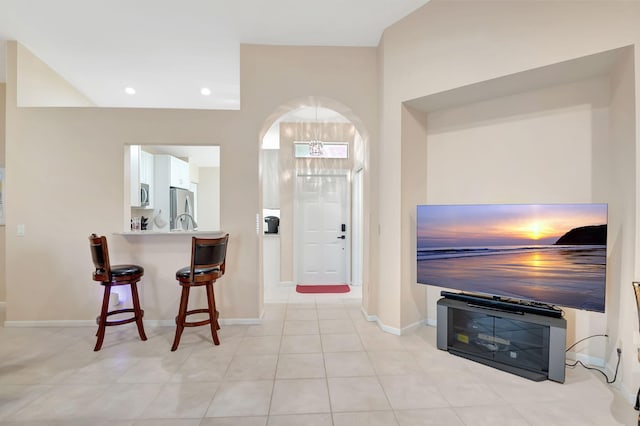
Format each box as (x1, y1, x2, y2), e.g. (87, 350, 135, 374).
(437, 295, 566, 383)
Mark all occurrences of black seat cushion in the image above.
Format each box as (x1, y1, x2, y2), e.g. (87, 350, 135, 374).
(111, 264, 144, 277)
(176, 266, 220, 279)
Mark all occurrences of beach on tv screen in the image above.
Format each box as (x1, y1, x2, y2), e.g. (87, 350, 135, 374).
(416, 203, 607, 312)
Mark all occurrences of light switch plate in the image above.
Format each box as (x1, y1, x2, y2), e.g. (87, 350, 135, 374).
(17, 224, 25, 236)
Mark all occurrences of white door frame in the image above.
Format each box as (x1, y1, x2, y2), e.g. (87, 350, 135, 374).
(351, 168, 363, 286)
(294, 170, 351, 285)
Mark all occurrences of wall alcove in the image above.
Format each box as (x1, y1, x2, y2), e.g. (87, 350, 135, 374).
(401, 46, 635, 376)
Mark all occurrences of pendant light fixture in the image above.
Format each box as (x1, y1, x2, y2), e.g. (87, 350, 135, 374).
(308, 106, 324, 156)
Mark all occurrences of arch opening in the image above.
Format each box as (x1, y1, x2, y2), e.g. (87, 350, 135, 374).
(258, 97, 370, 308)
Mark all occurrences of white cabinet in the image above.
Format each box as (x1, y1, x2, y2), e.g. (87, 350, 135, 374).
(130, 145, 154, 208)
(169, 155, 190, 189)
(130, 145, 142, 207)
(155, 154, 190, 190)
(140, 150, 154, 185)
(140, 150, 154, 208)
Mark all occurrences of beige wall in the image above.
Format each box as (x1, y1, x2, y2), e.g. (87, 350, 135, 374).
(4, 42, 377, 323)
(16, 43, 94, 107)
(607, 46, 639, 403)
(0, 83, 5, 303)
(380, 0, 639, 400)
(400, 105, 428, 329)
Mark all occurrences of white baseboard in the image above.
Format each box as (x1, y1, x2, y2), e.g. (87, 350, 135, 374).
(5, 317, 262, 328)
(359, 306, 425, 336)
(359, 306, 399, 335)
(361, 305, 376, 322)
(377, 320, 401, 336)
(425, 318, 437, 327)
(400, 320, 425, 334)
(4, 320, 96, 327)
(565, 351, 606, 368)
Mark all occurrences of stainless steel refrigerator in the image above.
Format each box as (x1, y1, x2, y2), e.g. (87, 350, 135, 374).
(170, 187, 196, 230)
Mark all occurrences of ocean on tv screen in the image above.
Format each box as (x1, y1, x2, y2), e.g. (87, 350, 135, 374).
(416, 203, 607, 312)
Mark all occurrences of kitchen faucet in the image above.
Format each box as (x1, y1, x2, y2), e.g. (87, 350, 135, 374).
(174, 213, 198, 231)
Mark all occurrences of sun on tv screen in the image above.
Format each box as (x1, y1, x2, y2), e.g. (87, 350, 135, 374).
(417, 203, 608, 312)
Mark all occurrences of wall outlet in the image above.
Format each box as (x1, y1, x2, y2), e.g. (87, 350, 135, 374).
(617, 339, 623, 351)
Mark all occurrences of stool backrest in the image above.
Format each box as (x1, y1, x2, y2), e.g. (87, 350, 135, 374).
(89, 234, 111, 282)
(190, 234, 229, 282)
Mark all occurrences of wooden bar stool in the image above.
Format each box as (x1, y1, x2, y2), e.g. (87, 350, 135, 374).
(171, 234, 229, 351)
(89, 234, 147, 351)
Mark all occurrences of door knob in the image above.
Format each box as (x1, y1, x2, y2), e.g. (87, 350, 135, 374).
(337, 235, 346, 239)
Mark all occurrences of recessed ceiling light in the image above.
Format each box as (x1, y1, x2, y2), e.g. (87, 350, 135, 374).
(124, 87, 136, 95)
(200, 87, 212, 96)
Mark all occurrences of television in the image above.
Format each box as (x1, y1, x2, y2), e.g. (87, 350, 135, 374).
(417, 203, 608, 312)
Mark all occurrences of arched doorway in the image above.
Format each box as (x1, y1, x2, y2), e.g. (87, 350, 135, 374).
(258, 98, 369, 305)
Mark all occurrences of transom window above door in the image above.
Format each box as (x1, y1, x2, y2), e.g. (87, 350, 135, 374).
(294, 142, 349, 159)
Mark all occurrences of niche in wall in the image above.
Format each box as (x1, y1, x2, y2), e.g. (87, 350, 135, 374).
(403, 46, 635, 364)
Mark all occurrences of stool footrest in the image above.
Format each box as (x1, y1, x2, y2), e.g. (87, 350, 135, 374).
(176, 308, 219, 327)
(95, 308, 144, 327)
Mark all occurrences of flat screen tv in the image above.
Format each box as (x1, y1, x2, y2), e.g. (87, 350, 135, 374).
(417, 203, 607, 312)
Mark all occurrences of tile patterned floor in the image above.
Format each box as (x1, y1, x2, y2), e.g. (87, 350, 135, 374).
(0, 286, 635, 425)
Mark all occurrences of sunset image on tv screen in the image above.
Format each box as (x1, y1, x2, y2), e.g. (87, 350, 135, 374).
(417, 204, 607, 312)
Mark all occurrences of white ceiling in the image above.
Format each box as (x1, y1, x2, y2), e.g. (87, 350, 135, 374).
(0, 0, 430, 110)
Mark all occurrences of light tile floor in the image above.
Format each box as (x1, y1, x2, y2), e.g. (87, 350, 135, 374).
(0, 286, 636, 425)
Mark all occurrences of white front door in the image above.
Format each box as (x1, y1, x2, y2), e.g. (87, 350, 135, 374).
(295, 174, 349, 285)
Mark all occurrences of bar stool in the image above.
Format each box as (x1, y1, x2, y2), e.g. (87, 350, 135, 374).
(89, 234, 147, 351)
(171, 234, 229, 351)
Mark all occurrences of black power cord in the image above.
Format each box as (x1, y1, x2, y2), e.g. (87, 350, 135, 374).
(565, 333, 608, 352)
(565, 337, 621, 384)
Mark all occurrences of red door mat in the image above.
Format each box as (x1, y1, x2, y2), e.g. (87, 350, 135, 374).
(296, 284, 350, 294)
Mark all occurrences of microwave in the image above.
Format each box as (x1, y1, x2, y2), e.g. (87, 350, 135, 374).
(140, 183, 150, 207)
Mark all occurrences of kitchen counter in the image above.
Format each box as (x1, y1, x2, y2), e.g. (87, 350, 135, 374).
(117, 230, 226, 236)
(97, 229, 236, 324)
